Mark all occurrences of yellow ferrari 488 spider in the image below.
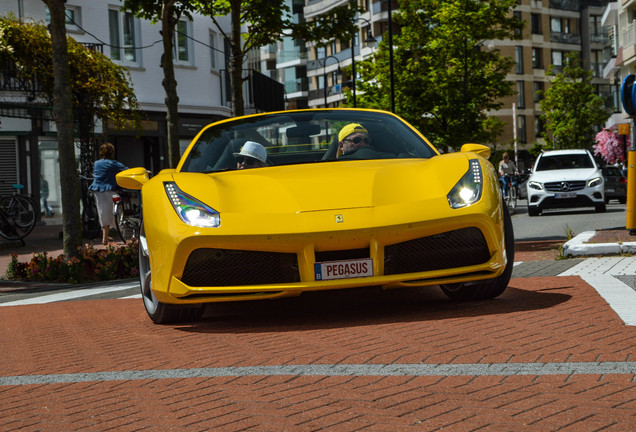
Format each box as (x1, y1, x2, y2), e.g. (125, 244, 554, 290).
(117, 108, 513, 324)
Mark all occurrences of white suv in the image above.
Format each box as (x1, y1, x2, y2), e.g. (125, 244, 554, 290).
(526, 149, 605, 216)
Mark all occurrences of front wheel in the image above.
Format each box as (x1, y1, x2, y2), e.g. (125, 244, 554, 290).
(440, 204, 515, 301)
(138, 222, 205, 324)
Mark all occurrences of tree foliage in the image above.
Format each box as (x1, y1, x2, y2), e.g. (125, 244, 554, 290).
(194, 0, 359, 117)
(0, 13, 140, 256)
(351, 0, 522, 151)
(539, 52, 609, 150)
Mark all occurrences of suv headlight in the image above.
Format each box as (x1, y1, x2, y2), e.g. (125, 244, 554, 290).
(528, 181, 543, 191)
(588, 177, 602, 187)
(164, 182, 220, 227)
(448, 159, 483, 209)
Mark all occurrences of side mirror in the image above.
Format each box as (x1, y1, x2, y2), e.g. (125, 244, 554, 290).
(116, 167, 150, 190)
(460, 143, 491, 160)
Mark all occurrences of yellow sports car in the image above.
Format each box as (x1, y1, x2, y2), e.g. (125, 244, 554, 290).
(117, 108, 514, 324)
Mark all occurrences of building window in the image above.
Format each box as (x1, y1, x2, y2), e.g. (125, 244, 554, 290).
(532, 47, 543, 69)
(517, 115, 527, 144)
(108, 9, 138, 64)
(174, 20, 192, 63)
(551, 50, 564, 67)
(514, 11, 522, 37)
(209, 31, 217, 70)
(531, 13, 541, 34)
(45, 5, 81, 32)
(515, 46, 524, 74)
(516, 81, 525, 109)
(533, 81, 544, 103)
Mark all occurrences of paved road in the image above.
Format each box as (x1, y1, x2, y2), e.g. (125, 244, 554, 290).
(1, 257, 636, 430)
(511, 200, 627, 241)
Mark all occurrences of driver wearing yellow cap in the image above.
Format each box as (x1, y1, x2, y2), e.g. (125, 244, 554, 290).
(337, 123, 370, 158)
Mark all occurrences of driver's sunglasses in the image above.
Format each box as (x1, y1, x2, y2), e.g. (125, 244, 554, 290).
(344, 135, 370, 144)
(236, 157, 259, 166)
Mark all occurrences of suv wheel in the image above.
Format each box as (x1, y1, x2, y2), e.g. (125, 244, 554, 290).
(528, 206, 540, 217)
(595, 203, 606, 213)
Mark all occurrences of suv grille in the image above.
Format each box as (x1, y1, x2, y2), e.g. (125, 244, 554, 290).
(544, 180, 586, 192)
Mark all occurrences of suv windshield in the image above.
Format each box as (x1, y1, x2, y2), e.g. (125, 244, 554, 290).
(179, 110, 438, 173)
(536, 153, 594, 171)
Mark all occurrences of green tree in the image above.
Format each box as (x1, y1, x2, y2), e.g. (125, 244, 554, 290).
(539, 52, 609, 150)
(122, 0, 195, 168)
(352, 0, 522, 150)
(194, 0, 358, 118)
(0, 15, 140, 256)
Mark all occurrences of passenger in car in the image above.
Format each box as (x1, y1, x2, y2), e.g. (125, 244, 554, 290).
(233, 141, 268, 169)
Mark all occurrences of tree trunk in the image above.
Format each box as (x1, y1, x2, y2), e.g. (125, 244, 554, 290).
(44, 0, 82, 257)
(161, 0, 180, 168)
(229, 0, 244, 117)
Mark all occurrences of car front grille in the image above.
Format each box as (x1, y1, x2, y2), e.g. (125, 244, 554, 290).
(181, 249, 300, 287)
(180, 227, 491, 287)
(544, 180, 586, 192)
(384, 227, 491, 275)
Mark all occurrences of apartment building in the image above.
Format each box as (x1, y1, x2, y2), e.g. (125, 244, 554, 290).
(493, 0, 615, 170)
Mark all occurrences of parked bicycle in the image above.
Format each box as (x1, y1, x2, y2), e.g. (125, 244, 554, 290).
(112, 189, 142, 243)
(0, 181, 37, 243)
(78, 175, 101, 240)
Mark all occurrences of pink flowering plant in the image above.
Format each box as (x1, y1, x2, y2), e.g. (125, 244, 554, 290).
(593, 128, 629, 165)
(6, 239, 139, 284)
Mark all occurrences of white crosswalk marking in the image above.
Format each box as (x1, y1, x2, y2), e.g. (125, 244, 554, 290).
(0, 282, 139, 306)
(558, 257, 636, 326)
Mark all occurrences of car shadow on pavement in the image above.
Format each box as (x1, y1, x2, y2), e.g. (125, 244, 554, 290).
(176, 282, 572, 333)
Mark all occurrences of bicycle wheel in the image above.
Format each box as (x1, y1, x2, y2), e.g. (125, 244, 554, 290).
(4, 196, 36, 237)
(114, 201, 136, 242)
(509, 186, 518, 210)
(81, 193, 101, 240)
(0, 198, 35, 241)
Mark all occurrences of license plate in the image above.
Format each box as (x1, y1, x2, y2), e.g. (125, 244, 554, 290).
(606, 188, 615, 193)
(314, 258, 373, 281)
(555, 192, 577, 199)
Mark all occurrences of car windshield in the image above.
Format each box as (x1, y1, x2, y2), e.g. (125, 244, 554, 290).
(179, 109, 438, 173)
(602, 167, 622, 177)
(535, 154, 594, 171)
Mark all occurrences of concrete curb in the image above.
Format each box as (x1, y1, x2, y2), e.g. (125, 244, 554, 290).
(562, 231, 636, 257)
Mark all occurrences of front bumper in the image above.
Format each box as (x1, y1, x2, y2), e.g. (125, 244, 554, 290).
(153, 213, 507, 305)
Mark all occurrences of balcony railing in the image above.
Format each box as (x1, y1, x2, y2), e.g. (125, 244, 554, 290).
(550, 32, 581, 44)
(549, 0, 579, 11)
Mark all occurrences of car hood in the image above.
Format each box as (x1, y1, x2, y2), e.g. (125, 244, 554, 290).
(171, 155, 474, 214)
(529, 168, 600, 183)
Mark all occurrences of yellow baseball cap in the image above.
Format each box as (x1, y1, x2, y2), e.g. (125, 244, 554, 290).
(338, 123, 368, 142)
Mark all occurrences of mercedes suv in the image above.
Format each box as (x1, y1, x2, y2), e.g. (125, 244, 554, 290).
(526, 149, 605, 216)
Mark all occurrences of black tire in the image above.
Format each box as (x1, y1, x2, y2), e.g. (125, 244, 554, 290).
(440, 204, 515, 301)
(595, 203, 607, 213)
(138, 222, 205, 324)
(620, 197, 627, 204)
(528, 205, 540, 217)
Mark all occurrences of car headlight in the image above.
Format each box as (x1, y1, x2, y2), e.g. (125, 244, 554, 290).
(447, 159, 483, 209)
(528, 181, 543, 191)
(588, 177, 602, 187)
(164, 182, 220, 227)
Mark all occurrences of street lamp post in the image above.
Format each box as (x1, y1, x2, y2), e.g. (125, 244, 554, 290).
(323, 55, 342, 107)
(351, 18, 377, 108)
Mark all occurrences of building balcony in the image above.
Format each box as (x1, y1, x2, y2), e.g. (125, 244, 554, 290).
(549, 0, 580, 10)
(550, 32, 581, 44)
(622, 22, 636, 64)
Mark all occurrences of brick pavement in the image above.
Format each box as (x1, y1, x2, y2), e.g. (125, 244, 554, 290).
(1, 274, 636, 430)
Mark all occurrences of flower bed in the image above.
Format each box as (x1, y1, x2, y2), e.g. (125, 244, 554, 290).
(6, 240, 139, 284)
